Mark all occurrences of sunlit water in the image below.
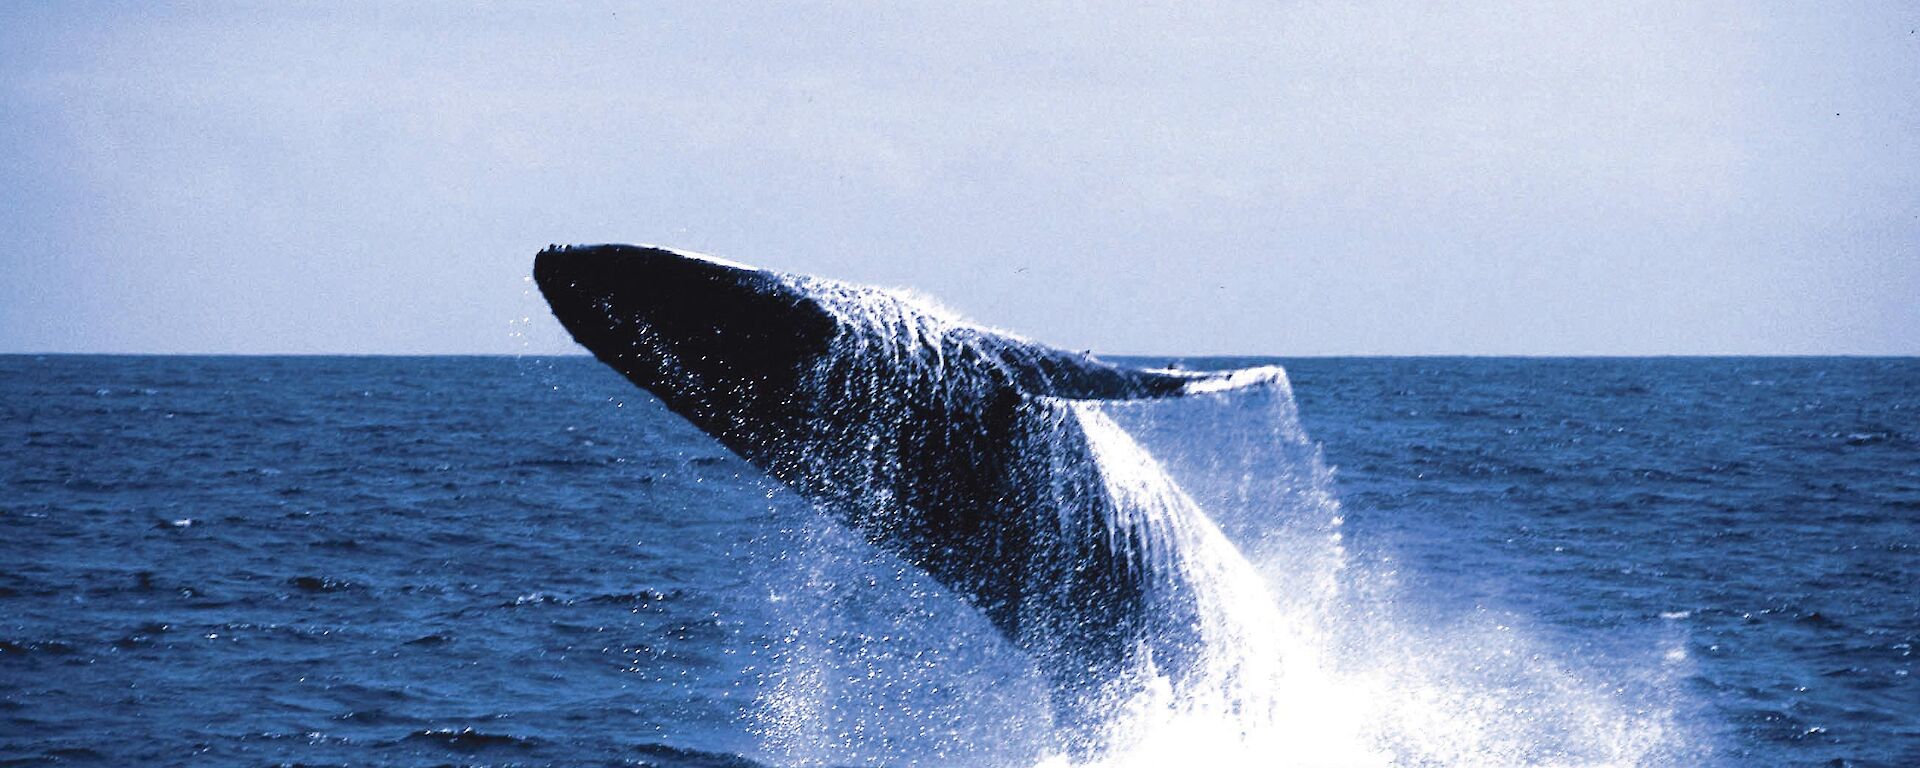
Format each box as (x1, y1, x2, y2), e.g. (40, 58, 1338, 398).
(3, 356, 1914, 766)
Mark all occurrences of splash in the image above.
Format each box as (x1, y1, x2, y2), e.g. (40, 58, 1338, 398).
(1038, 381, 1690, 767)
(740, 277, 1689, 767)
(1039, 400, 1383, 767)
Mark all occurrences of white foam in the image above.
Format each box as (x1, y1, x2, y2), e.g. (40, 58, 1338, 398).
(1029, 393, 1692, 768)
(1050, 402, 1382, 767)
(734, 272, 1694, 767)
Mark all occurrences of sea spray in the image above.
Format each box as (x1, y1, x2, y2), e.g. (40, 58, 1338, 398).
(1051, 382, 1692, 767)
(749, 506, 1057, 767)
(737, 277, 1689, 765)
(1040, 401, 1383, 767)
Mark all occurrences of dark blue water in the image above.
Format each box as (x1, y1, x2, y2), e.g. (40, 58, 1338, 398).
(2, 356, 1914, 766)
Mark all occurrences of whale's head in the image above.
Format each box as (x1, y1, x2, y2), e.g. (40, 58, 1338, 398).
(534, 244, 840, 446)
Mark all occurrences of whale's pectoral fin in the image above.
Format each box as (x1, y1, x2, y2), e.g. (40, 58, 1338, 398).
(1150, 364, 1292, 396)
(979, 336, 1288, 401)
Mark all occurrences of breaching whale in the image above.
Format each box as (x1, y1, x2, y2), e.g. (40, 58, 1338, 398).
(533, 244, 1280, 747)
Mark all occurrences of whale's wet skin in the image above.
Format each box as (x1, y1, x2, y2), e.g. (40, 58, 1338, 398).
(528, 245, 1702, 765)
(533, 244, 1293, 757)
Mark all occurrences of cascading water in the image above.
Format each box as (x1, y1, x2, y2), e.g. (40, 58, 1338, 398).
(1041, 400, 1381, 767)
(741, 279, 1692, 767)
(1098, 379, 1695, 767)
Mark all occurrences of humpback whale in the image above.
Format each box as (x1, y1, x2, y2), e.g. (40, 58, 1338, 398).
(533, 244, 1280, 748)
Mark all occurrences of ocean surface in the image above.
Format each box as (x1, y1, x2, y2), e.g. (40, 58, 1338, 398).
(2, 355, 1914, 767)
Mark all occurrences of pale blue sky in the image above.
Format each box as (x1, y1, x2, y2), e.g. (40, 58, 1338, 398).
(3, 2, 1915, 355)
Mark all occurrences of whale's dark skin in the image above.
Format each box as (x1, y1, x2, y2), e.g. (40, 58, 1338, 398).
(534, 244, 1241, 741)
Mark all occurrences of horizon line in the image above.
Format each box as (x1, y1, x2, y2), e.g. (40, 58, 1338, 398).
(3, 352, 1916, 361)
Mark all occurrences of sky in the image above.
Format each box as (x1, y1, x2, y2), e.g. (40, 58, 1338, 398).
(1, 2, 1915, 355)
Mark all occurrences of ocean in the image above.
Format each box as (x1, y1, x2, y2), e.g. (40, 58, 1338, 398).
(2, 355, 1914, 767)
